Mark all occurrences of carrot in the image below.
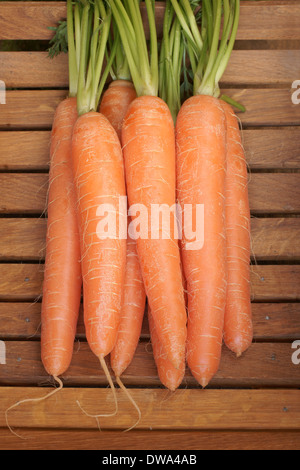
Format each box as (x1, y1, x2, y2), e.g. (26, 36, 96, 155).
(221, 101, 253, 357)
(70, 1, 127, 416)
(148, 306, 185, 391)
(72, 111, 126, 359)
(41, 96, 82, 378)
(172, 0, 247, 386)
(41, 0, 82, 379)
(100, 80, 137, 141)
(111, 0, 187, 371)
(176, 95, 227, 388)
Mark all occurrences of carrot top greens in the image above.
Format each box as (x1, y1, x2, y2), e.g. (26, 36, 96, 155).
(110, 0, 159, 97)
(170, 0, 245, 112)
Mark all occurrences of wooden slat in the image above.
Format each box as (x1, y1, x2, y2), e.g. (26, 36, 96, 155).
(1, 173, 300, 214)
(1, 302, 299, 342)
(1, 387, 299, 430)
(0, 341, 299, 388)
(0, 52, 68, 88)
(1, 89, 299, 130)
(1, 217, 300, 261)
(0, 174, 48, 214)
(242, 129, 300, 169)
(1, 1, 300, 41)
(2, 50, 300, 88)
(251, 218, 300, 261)
(1, 129, 300, 171)
(0, 132, 50, 171)
(0, 264, 299, 302)
(0, 428, 299, 451)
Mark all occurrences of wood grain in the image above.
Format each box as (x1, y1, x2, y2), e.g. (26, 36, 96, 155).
(0, 428, 299, 450)
(1, 129, 300, 171)
(2, 50, 300, 88)
(0, 301, 299, 342)
(1, 173, 300, 214)
(1, 89, 299, 130)
(0, 217, 299, 261)
(1, 387, 299, 430)
(0, 132, 51, 170)
(1, 1, 300, 41)
(0, 341, 299, 388)
(0, 264, 299, 302)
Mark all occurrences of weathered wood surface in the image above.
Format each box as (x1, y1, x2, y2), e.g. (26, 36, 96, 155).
(1, 1, 300, 41)
(0, 0, 299, 451)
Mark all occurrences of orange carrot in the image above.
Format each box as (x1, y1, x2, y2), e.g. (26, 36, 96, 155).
(176, 95, 227, 388)
(122, 96, 187, 370)
(148, 306, 185, 391)
(221, 101, 253, 356)
(100, 77, 147, 379)
(110, 227, 146, 377)
(111, 0, 187, 370)
(41, 97, 82, 378)
(100, 80, 137, 141)
(72, 111, 126, 361)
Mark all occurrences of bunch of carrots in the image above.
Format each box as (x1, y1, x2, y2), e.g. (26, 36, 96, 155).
(40, 0, 252, 417)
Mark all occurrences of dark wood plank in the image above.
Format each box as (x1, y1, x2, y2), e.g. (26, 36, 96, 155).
(1, 129, 299, 171)
(0, 428, 299, 450)
(1, 387, 300, 430)
(2, 50, 300, 88)
(1, 1, 300, 41)
(0, 341, 299, 388)
(1, 173, 300, 214)
(0, 302, 299, 342)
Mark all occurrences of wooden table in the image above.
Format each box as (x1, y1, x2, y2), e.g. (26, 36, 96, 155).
(0, 1, 300, 450)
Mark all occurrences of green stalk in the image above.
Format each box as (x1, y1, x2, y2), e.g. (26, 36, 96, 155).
(76, 0, 115, 116)
(67, 0, 78, 97)
(110, 0, 158, 97)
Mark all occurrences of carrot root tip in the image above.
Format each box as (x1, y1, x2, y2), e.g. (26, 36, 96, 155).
(116, 376, 142, 432)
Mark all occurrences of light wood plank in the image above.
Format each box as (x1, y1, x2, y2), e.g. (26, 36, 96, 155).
(2, 50, 300, 88)
(1, 129, 300, 171)
(1, 1, 300, 41)
(0, 387, 299, 430)
(0, 264, 299, 302)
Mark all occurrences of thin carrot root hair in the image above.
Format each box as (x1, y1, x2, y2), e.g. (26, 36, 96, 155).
(76, 355, 118, 422)
(5, 376, 63, 440)
(115, 376, 142, 433)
